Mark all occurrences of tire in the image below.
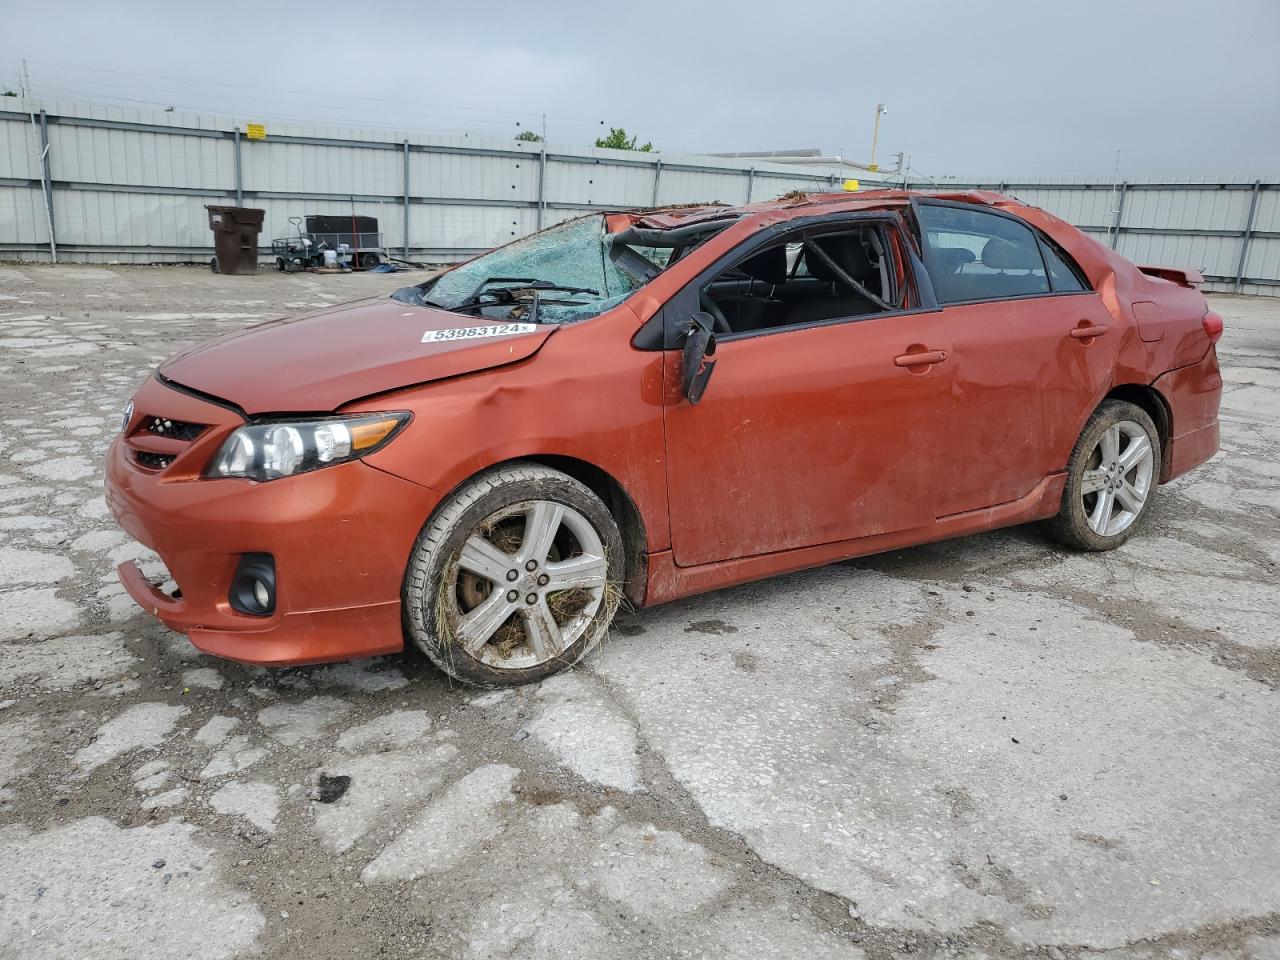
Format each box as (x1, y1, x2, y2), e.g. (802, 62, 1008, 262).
(210, 256, 220, 274)
(360, 252, 381, 270)
(1044, 399, 1161, 551)
(275, 257, 286, 272)
(403, 462, 625, 687)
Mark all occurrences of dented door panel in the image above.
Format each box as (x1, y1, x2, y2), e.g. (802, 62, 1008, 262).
(663, 311, 952, 567)
(933, 292, 1121, 517)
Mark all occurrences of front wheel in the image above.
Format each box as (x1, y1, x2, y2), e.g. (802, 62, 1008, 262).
(403, 463, 624, 686)
(1044, 399, 1161, 551)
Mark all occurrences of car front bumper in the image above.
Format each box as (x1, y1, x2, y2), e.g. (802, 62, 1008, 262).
(105, 380, 440, 665)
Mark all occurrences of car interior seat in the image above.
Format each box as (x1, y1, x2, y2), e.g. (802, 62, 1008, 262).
(785, 234, 882, 325)
(979, 237, 1049, 297)
(928, 247, 976, 301)
(713, 246, 790, 332)
(934, 247, 976, 275)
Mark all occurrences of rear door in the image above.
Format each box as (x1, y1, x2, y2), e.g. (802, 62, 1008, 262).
(914, 201, 1119, 516)
(661, 214, 953, 567)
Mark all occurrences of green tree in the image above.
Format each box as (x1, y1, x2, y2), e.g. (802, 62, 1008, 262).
(515, 130, 542, 142)
(595, 127, 654, 152)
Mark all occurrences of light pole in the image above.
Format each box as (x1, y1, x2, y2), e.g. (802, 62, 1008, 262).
(870, 103, 887, 172)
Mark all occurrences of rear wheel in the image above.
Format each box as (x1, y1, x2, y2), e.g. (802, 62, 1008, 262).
(403, 463, 624, 686)
(360, 252, 381, 270)
(275, 257, 286, 272)
(1045, 400, 1160, 551)
(209, 256, 220, 274)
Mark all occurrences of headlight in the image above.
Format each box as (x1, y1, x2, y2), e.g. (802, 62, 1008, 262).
(206, 412, 410, 482)
(121, 400, 134, 434)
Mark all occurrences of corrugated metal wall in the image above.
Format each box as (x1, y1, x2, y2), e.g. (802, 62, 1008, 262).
(0, 96, 840, 267)
(2, 96, 1277, 296)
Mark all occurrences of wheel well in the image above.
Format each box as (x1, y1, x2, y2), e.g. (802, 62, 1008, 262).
(514, 455, 648, 607)
(1105, 384, 1172, 479)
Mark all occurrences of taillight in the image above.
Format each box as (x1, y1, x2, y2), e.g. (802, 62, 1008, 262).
(1202, 310, 1224, 344)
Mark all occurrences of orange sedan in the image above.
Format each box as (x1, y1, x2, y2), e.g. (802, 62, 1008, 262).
(106, 190, 1223, 686)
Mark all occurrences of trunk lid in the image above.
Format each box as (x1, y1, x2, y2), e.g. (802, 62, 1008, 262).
(159, 298, 554, 414)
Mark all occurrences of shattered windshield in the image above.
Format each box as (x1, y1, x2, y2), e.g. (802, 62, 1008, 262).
(392, 215, 643, 324)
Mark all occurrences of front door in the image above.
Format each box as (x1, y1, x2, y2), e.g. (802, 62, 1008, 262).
(664, 309, 952, 567)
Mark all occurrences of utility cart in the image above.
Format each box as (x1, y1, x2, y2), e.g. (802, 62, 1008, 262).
(303, 215, 386, 269)
(270, 215, 387, 272)
(271, 218, 326, 272)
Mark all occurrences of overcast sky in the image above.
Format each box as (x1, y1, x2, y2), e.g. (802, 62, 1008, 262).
(2, 0, 1277, 178)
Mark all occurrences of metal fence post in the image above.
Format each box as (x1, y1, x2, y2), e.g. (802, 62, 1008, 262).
(745, 166, 755, 204)
(1234, 180, 1262, 293)
(402, 140, 410, 260)
(537, 146, 547, 229)
(651, 159, 663, 207)
(37, 110, 56, 262)
(233, 127, 243, 206)
(1109, 181, 1128, 250)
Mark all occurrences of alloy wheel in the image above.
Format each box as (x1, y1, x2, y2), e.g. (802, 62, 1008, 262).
(447, 500, 608, 669)
(1081, 420, 1155, 537)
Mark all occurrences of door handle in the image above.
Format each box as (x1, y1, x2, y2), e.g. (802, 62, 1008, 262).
(894, 349, 947, 367)
(1069, 323, 1109, 340)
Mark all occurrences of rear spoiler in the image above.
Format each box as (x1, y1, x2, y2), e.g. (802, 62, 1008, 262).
(1138, 265, 1205, 288)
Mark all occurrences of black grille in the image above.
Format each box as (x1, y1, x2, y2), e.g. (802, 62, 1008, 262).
(144, 416, 206, 442)
(135, 451, 176, 470)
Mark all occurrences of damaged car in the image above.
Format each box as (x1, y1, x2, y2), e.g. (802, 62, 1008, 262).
(105, 190, 1223, 686)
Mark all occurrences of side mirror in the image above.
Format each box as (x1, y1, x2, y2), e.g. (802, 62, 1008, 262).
(681, 311, 718, 404)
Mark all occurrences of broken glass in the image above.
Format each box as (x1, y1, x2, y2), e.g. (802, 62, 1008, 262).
(396, 215, 642, 324)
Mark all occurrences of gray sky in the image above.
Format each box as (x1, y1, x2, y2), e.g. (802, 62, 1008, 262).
(2, 0, 1278, 178)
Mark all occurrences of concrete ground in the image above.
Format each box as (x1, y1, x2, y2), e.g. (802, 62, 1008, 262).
(0, 263, 1277, 960)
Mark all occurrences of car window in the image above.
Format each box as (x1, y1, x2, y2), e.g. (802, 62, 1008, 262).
(785, 241, 810, 278)
(700, 223, 904, 336)
(1038, 236, 1087, 292)
(917, 204, 1049, 304)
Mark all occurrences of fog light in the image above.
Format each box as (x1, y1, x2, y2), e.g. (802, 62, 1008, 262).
(229, 553, 276, 616)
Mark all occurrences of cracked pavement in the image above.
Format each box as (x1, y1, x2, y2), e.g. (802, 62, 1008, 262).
(0, 264, 1277, 960)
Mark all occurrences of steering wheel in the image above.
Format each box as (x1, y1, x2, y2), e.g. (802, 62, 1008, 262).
(699, 290, 732, 335)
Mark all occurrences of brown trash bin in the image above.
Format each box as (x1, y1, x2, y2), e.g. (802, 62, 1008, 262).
(205, 205, 266, 275)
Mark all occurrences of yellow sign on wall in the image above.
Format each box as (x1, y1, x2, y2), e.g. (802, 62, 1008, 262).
(245, 123, 266, 141)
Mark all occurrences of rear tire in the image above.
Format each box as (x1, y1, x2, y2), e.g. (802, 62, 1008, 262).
(1044, 400, 1161, 551)
(360, 252, 381, 270)
(403, 463, 624, 687)
(210, 256, 220, 274)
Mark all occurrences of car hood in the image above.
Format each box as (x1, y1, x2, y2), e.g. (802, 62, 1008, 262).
(158, 298, 555, 415)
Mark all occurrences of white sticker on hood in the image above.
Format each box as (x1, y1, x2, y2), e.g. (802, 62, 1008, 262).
(422, 323, 538, 343)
